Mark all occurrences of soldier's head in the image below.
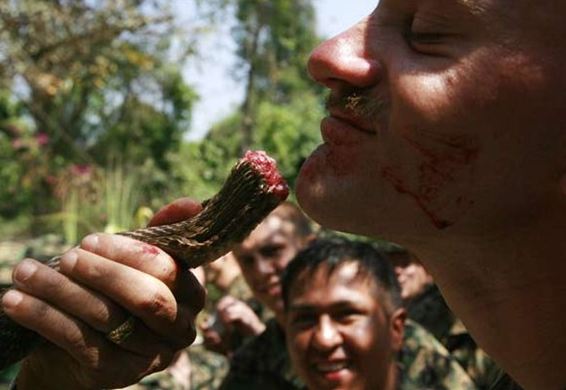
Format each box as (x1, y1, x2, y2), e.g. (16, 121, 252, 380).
(297, 0, 566, 245)
(282, 238, 405, 390)
(232, 202, 314, 319)
(386, 246, 434, 301)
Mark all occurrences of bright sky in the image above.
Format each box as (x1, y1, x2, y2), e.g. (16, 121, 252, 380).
(181, 0, 378, 140)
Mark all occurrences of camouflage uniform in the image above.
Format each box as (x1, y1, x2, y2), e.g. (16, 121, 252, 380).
(124, 370, 188, 390)
(219, 319, 304, 390)
(220, 318, 477, 390)
(188, 274, 272, 390)
(398, 320, 477, 389)
(405, 284, 522, 389)
(188, 344, 230, 390)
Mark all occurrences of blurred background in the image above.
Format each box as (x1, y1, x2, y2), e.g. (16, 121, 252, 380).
(0, 0, 375, 283)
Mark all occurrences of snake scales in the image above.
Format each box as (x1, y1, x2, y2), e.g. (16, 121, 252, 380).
(0, 150, 289, 370)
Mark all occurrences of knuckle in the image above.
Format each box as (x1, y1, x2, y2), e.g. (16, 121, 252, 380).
(62, 327, 87, 352)
(28, 296, 50, 320)
(89, 304, 115, 331)
(153, 254, 177, 285)
(139, 283, 175, 321)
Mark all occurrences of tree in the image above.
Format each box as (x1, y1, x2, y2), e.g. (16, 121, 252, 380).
(196, 0, 322, 154)
(0, 0, 199, 223)
(0, 0, 199, 162)
(234, 0, 321, 153)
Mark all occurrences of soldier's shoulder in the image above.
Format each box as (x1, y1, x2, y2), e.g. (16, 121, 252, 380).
(230, 319, 286, 372)
(399, 320, 477, 390)
(223, 319, 303, 389)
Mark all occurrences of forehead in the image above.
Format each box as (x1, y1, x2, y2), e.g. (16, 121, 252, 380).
(379, 0, 534, 21)
(239, 215, 295, 247)
(289, 263, 378, 304)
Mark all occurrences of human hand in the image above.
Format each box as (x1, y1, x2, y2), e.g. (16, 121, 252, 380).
(1, 198, 206, 390)
(200, 296, 264, 357)
(215, 295, 265, 337)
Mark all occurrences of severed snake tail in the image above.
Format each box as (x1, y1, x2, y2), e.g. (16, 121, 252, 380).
(0, 151, 289, 370)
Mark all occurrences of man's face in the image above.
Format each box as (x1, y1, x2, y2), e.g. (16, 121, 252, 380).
(297, 0, 566, 241)
(286, 263, 404, 390)
(233, 214, 305, 316)
(394, 263, 433, 301)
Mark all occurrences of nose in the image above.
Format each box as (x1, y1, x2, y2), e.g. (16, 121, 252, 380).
(311, 315, 342, 351)
(394, 266, 403, 277)
(255, 256, 275, 275)
(307, 18, 381, 90)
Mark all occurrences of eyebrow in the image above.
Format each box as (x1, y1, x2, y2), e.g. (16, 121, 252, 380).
(288, 300, 363, 313)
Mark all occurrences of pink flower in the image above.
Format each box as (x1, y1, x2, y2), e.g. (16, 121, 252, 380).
(70, 164, 92, 176)
(11, 138, 24, 150)
(36, 132, 49, 146)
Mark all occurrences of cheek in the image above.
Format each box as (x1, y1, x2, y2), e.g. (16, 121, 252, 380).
(348, 318, 383, 353)
(288, 331, 310, 367)
(241, 269, 262, 291)
(380, 69, 484, 229)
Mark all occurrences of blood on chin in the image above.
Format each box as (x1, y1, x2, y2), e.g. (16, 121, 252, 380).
(297, 145, 365, 228)
(306, 143, 360, 177)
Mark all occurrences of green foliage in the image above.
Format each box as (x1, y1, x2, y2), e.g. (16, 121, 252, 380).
(232, 0, 320, 99)
(182, 89, 323, 195)
(0, 0, 328, 241)
(252, 93, 323, 190)
(48, 161, 154, 244)
(0, 0, 200, 226)
(0, 0, 198, 166)
(184, 0, 324, 194)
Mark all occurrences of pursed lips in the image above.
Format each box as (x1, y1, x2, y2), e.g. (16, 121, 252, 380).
(327, 109, 376, 135)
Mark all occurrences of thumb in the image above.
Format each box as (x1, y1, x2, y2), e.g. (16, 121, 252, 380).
(148, 198, 203, 227)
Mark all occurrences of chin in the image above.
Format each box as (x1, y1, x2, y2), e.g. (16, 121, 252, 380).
(296, 166, 372, 236)
(297, 166, 436, 244)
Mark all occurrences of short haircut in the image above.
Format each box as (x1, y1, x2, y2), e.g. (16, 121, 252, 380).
(282, 237, 402, 313)
(270, 201, 313, 239)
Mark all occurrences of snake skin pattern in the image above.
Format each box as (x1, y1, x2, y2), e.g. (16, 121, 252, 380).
(0, 151, 288, 370)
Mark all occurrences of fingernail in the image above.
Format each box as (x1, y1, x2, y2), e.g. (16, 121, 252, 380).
(82, 234, 99, 251)
(2, 290, 23, 308)
(13, 260, 37, 283)
(60, 250, 78, 271)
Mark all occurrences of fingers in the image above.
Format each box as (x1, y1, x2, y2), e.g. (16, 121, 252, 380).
(58, 248, 198, 347)
(9, 258, 124, 333)
(217, 295, 239, 311)
(215, 296, 265, 336)
(148, 197, 203, 227)
(2, 287, 118, 365)
(79, 233, 178, 288)
(3, 258, 190, 358)
(79, 233, 207, 307)
(1, 197, 209, 389)
(78, 233, 206, 307)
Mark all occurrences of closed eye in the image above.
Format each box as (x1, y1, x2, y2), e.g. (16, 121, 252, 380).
(405, 29, 456, 57)
(406, 31, 446, 45)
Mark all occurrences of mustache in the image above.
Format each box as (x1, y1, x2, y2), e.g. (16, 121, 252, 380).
(325, 87, 385, 120)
